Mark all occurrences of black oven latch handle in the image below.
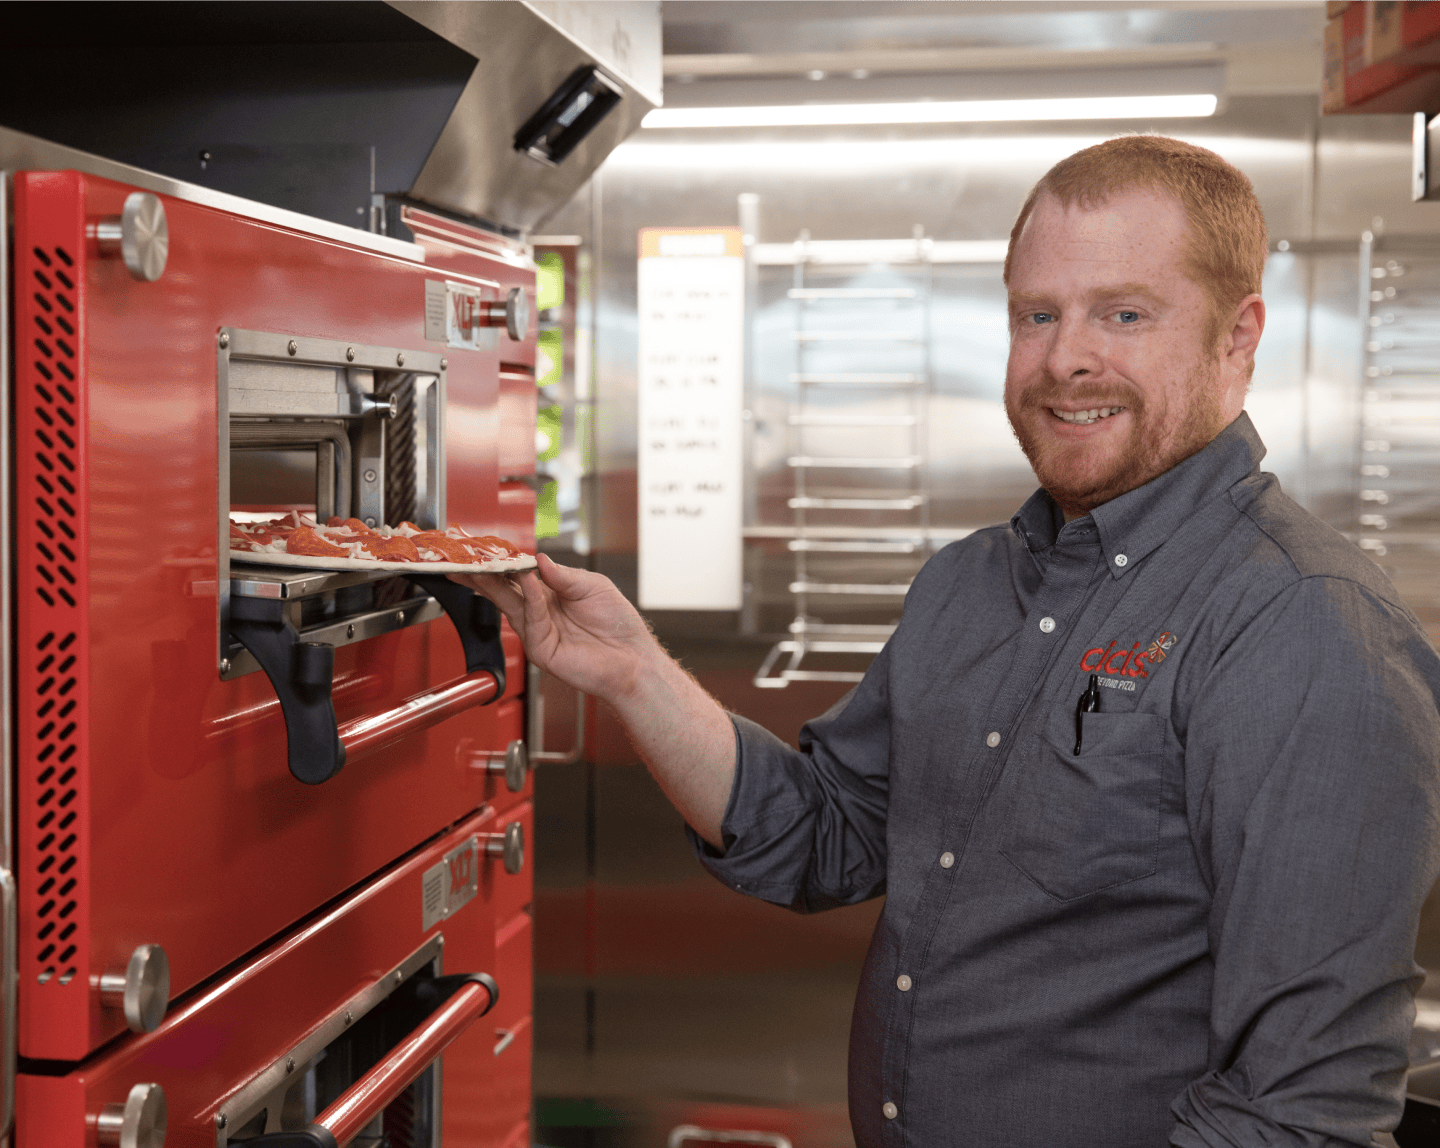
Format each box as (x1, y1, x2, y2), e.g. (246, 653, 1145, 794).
(402, 574, 507, 698)
(227, 596, 346, 785)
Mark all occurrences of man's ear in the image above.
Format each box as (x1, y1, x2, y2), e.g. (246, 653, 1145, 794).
(1225, 293, 1265, 369)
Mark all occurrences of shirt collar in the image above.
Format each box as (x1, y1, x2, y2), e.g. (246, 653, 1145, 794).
(1010, 412, 1267, 579)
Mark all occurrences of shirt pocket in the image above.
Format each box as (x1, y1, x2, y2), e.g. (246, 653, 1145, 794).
(1000, 711, 1165, 902)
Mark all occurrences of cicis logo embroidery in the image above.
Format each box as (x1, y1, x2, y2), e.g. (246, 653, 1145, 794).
(1079, 630, 1178, 680)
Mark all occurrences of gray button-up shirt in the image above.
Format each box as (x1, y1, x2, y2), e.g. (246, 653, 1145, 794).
(692, 415, 1440, 1147)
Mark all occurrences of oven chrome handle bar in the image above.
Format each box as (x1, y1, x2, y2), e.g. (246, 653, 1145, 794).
(319, 977, 495, 1148)
(243, 975, 497, 1148)
(339, 672, 500, 765)
(228, 578, 507, 784)
(668, 1127, 793, 1148)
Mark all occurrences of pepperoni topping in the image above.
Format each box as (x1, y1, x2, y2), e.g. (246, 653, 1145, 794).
(284, 526, 351, 558)
(230, 515, 524, 567)
(326, 517, 378, 534)
(407, 532, 474, 563)
(465, 534, 521, 557)
(357, 535, 422, 562)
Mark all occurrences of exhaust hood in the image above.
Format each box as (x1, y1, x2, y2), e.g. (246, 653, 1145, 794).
(0, 1, 661, 236)
(395, 1, 662, 233)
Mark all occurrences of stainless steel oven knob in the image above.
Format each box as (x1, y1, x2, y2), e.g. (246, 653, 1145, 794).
(94, 193, 169, 282)
(99, 944, 170, 1033)
(486, 286, 529, 341)
(485, 821, 525, 875)
(96, 1083, 167, 1148)
(484, 739, 530, 793)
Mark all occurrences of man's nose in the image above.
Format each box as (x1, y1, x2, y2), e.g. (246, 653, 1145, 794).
(1044, 317, 1103, 380)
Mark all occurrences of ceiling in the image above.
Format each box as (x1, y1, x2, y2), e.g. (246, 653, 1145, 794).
(658, 1, 1327, 100)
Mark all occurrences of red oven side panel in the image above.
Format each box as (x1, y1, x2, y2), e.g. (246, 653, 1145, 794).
(13, 171, 93, 1057)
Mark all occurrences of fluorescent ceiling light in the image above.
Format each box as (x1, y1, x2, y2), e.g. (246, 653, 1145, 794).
(643, 94, 1218, 129)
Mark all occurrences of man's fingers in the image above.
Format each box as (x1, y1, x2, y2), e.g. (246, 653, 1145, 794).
(450, 571, 527, 625)
(535, 552, 603, 601)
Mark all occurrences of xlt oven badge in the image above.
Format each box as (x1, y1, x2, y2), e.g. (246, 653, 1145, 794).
(425, 279, 498, 352)
(421, 835, 480, 930)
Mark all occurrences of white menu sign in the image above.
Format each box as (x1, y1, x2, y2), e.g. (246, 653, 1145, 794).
(637, 227, 745, 610)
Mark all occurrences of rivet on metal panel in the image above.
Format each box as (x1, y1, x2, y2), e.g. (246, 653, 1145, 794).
(287, 340, 298, 356)
(440, 358, 448, 370)
(285, 1057, 295, 1074)
(346, 624, 355, 639)
(215, 1114, 227, 1130)
(219, 659, 230, 674)
(218, 332, 230, 348)
(364, 517, 377, 528)
(396, 610, 406, 623)
(363, 470, 377, 483)
(395, 971, 404, 985)
(396, 352, 405, 367)
(436, 934, 445, 949)
(346, 347, 355, 362)
(344, 1010, 353, 1025)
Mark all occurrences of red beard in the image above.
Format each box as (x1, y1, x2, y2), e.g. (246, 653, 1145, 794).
(1005, 369, 1224, 518)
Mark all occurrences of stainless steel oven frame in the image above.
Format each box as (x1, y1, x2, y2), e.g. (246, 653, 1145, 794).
(216, 329, 447, 676)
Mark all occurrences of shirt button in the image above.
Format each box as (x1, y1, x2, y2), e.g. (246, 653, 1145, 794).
(1039, 616, 1056, 633)
(1114, 553, 1128, 567)
(883, 1102, 898, 1120)
(939, 851, 955, 868)
(896, 974, 913, 991)
(985, 731, 1001, 747)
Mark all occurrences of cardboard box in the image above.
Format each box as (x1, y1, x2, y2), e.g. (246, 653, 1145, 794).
(1403, 0, 1440, 49)
(1368, 1, 1440, 66)
(1370, 0, 1404, 61)
(1346, 0, 1429, 104)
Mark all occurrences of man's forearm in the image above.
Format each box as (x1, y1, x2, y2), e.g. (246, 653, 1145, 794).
(607, 646, 736, 850)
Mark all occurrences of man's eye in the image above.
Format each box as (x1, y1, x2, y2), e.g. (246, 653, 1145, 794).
(1029, 312, 1055, 325)
(1114, 310, 1141, 324)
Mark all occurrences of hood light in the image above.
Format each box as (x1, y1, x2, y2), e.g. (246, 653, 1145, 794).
(643, 93, 1218, 129)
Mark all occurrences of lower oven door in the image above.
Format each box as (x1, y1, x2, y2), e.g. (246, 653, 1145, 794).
(15, 807, 524, 1148)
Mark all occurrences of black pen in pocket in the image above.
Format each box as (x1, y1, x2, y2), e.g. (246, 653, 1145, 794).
(1075, 673, 1101, 754)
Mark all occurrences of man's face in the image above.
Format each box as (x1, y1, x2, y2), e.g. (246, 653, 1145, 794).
(1004, 188, 1256, 519)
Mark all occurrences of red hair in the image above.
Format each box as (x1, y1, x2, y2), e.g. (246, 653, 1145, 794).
(1005, 135, 1267, 341)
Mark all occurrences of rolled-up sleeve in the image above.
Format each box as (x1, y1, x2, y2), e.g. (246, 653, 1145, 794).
(686, 642, 893, 913)
(1170, 576, 1440, 1147)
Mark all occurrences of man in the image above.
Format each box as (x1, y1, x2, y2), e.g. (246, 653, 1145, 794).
(461, 136, 1440, 1146)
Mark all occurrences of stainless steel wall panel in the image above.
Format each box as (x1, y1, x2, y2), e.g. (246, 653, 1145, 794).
(532, 88, 1440, 1143)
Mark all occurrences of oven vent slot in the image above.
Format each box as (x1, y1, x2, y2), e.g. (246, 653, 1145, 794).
(31, 629, 80, 985)
(16, 173, 91, 1056)
(30, 245, 80, 610)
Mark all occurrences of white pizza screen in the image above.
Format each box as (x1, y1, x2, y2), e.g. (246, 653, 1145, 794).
(230, 512, 524, 565)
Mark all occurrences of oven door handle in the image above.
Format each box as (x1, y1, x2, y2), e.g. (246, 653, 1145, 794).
(243, 974, 498, 1148)
(230, 579, 507, 784)
(403, 575, 507, 692)
(338, 670, 501, 764)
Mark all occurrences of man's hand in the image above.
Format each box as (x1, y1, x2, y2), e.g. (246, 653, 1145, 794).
(452, 555, 736, 848)
(453, 554, 656, 706)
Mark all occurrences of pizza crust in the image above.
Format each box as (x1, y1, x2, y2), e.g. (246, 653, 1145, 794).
(230, 548, 537, 575)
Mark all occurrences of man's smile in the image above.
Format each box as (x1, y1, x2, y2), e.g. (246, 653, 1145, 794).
(1050, 405, 1127, 425)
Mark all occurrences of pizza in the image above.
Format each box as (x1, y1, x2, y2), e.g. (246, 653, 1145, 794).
(229, 512, 537, 574)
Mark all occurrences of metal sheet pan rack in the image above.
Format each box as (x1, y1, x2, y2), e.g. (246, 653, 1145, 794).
(754, 232, 935, 688)
(1355, 231, 1440, 645)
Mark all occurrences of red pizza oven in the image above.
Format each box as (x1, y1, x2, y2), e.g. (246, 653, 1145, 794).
(4, 150, 540, 1146)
